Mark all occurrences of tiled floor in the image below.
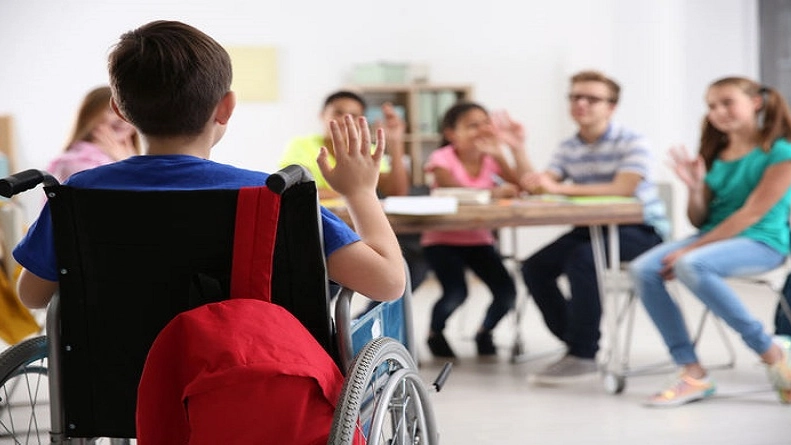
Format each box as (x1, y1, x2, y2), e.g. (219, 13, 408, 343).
(408, 275, 790, 445)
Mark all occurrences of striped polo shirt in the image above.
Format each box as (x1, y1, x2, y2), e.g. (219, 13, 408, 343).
(548, 122, 670, 239)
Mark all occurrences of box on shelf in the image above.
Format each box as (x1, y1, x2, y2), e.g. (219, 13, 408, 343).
(436, 91, 459, 118)
(352, 62, 408, 84)
(407, 63, 430, 83)
(418, 92, 437, 133)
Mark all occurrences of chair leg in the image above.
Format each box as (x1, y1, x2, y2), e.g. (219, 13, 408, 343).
(601, 290, 677, 394)
(779, 294, 791, 330)
(692, 309, 736, 371)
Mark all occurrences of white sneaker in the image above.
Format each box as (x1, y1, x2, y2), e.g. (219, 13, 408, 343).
(766, 335, 791, 403)
(530, 354, 598, 385)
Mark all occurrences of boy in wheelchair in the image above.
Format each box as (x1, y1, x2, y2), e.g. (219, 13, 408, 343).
(11, 20, 407, 444)
(14, 20, 405, 311)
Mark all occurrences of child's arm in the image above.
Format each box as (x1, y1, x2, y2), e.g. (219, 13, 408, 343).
(491, 110, 534, 184)
(668, 145, 709, 227)
(17, 269, 58, 309)
(319, 115, 406, 302)
(430, 166, 463, 188)
(531, 171, 641, 197)
(375, 103, 410, 197)
(319, 187, 342, 200)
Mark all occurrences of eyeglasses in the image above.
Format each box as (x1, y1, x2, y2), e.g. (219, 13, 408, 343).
(567, 94, 614, 105)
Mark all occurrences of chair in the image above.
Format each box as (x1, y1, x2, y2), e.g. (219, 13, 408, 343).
(0, 166, 448, 444)
(598, 181, 718, 394)
(509, 184, 678, 365)
(599, 182, 791, 394)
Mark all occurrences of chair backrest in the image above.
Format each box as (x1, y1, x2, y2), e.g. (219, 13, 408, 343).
(656, 181, 675, 239)
(46, 173, 333, 438)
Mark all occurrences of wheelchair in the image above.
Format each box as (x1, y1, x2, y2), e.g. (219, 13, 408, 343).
(0, 165, 451, 444)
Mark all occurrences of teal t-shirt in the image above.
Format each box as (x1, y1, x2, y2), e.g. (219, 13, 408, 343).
(702, 138, 791, 254)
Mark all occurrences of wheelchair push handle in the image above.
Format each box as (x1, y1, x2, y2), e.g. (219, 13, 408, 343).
(0, 169, 58, 198)
(266, 164, 314, 195)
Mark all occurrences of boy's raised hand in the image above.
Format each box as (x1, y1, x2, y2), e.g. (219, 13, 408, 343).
(318, 114, 385, 199)
(318, 114, 406, 302)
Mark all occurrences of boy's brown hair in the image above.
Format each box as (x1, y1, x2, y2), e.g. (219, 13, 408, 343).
(571, 70, 621, 104)
(108, 20, 232, 137)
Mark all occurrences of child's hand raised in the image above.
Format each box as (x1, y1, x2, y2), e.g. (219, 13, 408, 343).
(492, 110, 526, 151)
(379, 102, 405, 146)
(318, 114, 385, 199)
(667, 145, 706, 191)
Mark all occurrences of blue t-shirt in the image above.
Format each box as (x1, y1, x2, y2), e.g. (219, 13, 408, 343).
(702, 138, 791, 254)
(13, 155, 360, 281)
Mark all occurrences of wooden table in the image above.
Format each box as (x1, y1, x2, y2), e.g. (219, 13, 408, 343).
(326, 198, 643, 234)
(326, 197, 644, 366)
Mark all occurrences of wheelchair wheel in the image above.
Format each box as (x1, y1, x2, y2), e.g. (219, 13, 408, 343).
(0, 335, 49, 444)
(329, 337, 438, 445)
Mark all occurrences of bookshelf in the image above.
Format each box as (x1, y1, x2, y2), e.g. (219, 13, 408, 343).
(352, 84, 473, 185)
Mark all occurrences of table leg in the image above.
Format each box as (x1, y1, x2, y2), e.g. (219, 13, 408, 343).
(589, 224, 621, 378)
(502, 227, 527, 362)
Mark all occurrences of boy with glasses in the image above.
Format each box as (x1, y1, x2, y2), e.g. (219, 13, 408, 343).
(519, 70, 669, 383)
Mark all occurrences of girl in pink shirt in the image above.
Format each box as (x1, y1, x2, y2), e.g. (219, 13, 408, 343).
(423, 101, 532, 358)
(48, 86, 140, 182)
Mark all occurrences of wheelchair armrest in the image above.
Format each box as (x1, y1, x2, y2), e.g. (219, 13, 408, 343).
(335, 295, 416, 373)
(335, 290, 414, 372)
(335, 259, 416, 373)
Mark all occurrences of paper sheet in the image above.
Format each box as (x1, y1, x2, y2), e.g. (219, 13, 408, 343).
(382, 196, 458, 215)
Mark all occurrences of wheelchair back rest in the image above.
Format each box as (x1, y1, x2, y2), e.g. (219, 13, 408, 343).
(47, 182, 333, 438)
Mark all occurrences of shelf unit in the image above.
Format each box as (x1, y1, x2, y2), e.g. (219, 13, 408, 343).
(352, 84, 473, 185)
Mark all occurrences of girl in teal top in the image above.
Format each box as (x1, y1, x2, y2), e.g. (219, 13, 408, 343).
(701, 139, 791, 254)
(630, 77, 791, 407)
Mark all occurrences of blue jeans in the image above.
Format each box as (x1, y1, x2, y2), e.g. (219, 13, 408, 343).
(629, 235, 784, 365)
(423, 244, 516, 333)
(520, 225, 663, 359)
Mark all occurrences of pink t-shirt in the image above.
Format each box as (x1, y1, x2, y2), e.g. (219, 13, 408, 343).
(421, 145, 501, 246)
(47, 141, 115, 183)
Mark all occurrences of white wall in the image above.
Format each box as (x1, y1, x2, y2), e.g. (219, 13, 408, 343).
(0, 0, 758, 254)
